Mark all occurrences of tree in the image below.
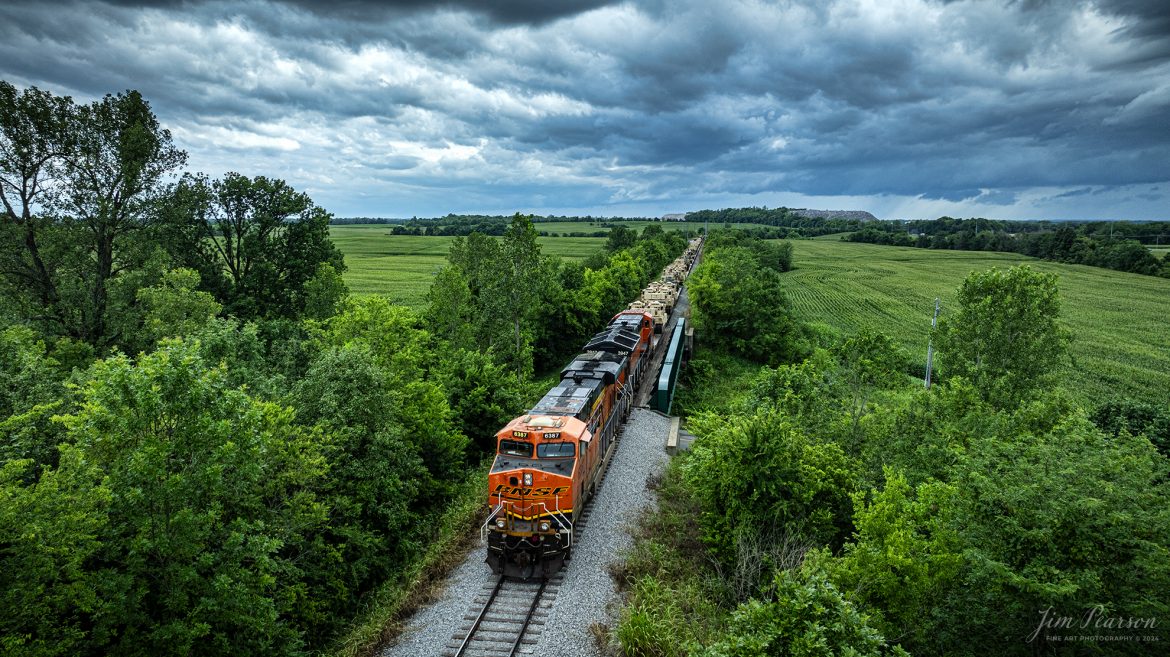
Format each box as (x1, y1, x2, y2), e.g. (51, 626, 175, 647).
(0, 82, 72, 328)
(684, 409, 859, 564)
(134, 268, 220, 346)
(687, 246, 805, 365)
(936, 265, 1070, 409)
(0, 448, 112, 657)
(57, 90, 187, 345)
(498, 214, 544, 377)
(164, 172, 345, 321)
(832, 331, 906, 441)
(2, 84, 186, 347)
(59, 340, 330, 656)
(606, 224, 638, 252)
(702, 569, 908, 657)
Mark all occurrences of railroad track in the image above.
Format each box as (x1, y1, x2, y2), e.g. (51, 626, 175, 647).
(444, 573, 561, 657)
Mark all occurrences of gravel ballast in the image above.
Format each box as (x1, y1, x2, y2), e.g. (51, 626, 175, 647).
(379, 408, 671, 657)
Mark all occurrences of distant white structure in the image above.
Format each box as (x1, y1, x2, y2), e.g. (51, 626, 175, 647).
(661, 213, 687, 221)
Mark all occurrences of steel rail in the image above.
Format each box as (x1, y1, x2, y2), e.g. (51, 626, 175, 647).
(453, 575, 505, 657)
(509, 578, 548, 657)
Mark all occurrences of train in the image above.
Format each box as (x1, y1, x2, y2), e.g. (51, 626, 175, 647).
(482, 237, 702, 579)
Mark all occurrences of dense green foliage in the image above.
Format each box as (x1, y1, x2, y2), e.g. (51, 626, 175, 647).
(701, 570, 908, 657)
(1, 83, 602, 657)
(161, 173, 346, 321)
(617, 253, 1170, 656)
(687, 232, 803, 365)
(935, 265, 1071, 409)
(1, 82, 345, 353)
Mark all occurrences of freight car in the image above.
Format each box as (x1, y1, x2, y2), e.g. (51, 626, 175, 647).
(482, 238, 702, 579)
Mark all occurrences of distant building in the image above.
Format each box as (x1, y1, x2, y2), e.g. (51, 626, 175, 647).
(661, 213, 688, 221)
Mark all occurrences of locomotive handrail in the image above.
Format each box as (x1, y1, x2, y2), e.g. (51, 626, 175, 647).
(480, 497, 506, 543)
(483, 497, 574, 547)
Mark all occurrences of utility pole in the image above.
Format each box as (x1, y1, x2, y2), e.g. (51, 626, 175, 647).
(924, 298, 940, 389)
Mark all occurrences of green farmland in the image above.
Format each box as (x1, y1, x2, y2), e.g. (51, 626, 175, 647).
(533, 220, 738, 235)
(782, 240, 1170, 406)
(329, 225, 606, 306)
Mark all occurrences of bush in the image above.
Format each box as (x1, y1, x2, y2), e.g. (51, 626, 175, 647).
(684, 409, 860, 565)
(687, 246, 806, 365)
(701, 570, 908, 657)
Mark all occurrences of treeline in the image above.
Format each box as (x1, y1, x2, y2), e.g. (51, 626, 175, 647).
(686, 206, 876, 236)
(336, 213, 659, 236)
(616, 239, 1170, 655)
(847, 218, 1170, 277)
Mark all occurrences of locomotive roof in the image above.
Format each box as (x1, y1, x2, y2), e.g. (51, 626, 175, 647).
(561, 350, 627, 385)
(584, 324, 641, 353)
(528, 377, 603, 419)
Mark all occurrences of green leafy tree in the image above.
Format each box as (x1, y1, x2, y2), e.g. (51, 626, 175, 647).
(937, 265, 1070, 409)
(832, 331, 907, 441)
(1, 84, 185, 347)
(316, 297, 467, 485)
(0, 81, 73, 329)
(301, 262, 348, 321)
(497, 214, 544, 377)
(289, 343, 430, 639)
(685, 409, 859, 564)
(134, 267, 221, 345)
(606, 224, 638, 252)
(688, 246, 805, 365)
(57, 90, 187, 346)
(0, 326, 74, 470)
(164, 172, 345, 321)
(0, 448, 111, 657)
(813, 469, 962, 651)
(60, 340, 330, 657)
(424, 265, 475, 346)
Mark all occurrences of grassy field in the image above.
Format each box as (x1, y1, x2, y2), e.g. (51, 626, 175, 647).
(329, 225, 606, 307)
(1150, 246, 1169, 258)
(533, 220, 741, 235)
(782, 240, 1170, 406)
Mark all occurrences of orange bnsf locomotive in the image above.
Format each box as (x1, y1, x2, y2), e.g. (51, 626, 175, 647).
(483, 311, 653, 578)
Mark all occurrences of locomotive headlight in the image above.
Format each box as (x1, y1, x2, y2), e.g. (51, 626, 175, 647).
(539, 521, 551, 532)
(523, 472, 533, 486)
(495, 517, 506, 529)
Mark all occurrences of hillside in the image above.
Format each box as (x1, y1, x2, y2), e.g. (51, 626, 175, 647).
(782, 240, 1170, 406)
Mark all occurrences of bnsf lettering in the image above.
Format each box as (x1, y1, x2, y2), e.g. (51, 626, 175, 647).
(492, 485, 569, 496)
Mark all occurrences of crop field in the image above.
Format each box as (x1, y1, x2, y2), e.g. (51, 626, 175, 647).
(782, 240, 1170, 406)
(534, 220, 742, 235)
(329, 225, 606, 307)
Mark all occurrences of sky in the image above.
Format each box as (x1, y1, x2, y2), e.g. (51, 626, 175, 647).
(2, 0, 1169, 220)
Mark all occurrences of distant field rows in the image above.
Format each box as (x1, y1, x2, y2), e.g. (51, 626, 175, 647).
(781, 240, 1170, 406)
(329, 226, 606, 307)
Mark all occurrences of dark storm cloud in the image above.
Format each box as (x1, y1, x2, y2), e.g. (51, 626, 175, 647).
(2, 0, 1169, 218)
(102, 0, 620, 25)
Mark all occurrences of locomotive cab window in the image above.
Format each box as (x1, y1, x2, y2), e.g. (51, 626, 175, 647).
(537, 442, 575, 458)
(498, 439, 532, 457)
